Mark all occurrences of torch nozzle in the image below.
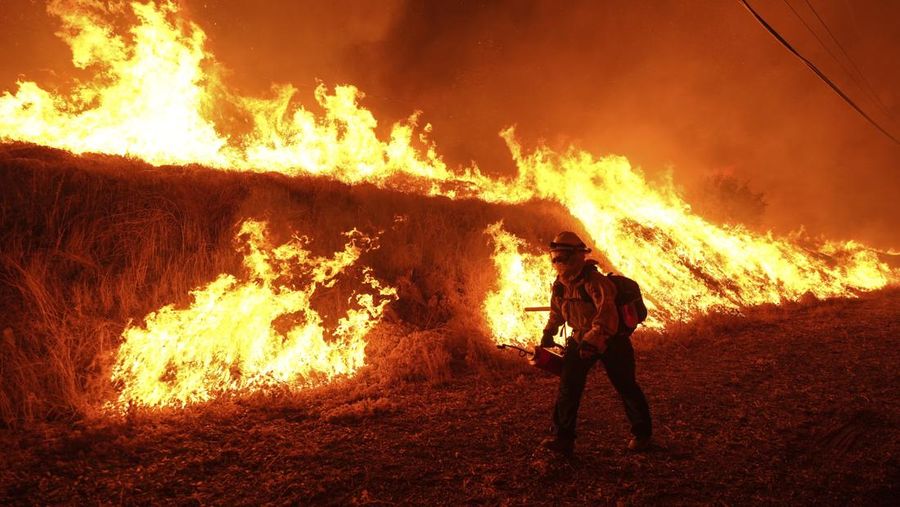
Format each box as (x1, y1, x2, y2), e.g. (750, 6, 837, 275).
(496, 343, 534, 357)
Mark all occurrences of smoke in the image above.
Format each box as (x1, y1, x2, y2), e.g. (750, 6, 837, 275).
(340, 0, 900, 248)
(1, 0, 897, 247)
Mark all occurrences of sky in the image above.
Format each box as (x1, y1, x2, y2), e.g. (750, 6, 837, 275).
(1, 0, 898, 248)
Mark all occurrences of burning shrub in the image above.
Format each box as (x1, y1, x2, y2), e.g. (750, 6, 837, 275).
(692, 172, 767, 227)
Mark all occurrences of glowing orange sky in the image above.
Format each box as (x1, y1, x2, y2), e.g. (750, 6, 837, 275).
(1, 0, 898, 248)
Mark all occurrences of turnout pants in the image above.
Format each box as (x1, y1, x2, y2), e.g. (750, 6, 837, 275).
(552, 334, 652, 440)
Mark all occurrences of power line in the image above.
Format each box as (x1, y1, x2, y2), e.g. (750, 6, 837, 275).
(800, 0, 896, 126)
(738, 0, 900, 145)
(781, 0, 895, 127)
(780, 0, 874, 107)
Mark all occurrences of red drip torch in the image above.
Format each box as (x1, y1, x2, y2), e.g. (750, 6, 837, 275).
(496, 304, 566, 376)
(497, 343, 564, 376)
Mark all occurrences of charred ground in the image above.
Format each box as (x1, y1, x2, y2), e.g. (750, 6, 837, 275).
(2, 289, 898, 505)
(0, 144, 898, 504)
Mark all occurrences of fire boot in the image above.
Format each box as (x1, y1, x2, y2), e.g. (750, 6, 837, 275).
(627, 435, 652, 451)
(540, 436, 574, 457)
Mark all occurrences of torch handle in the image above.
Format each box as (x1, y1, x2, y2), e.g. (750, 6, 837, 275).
(496, 343, 534, 357)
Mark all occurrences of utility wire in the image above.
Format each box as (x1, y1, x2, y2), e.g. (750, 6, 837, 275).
(738, 0, 900, 145)
(800, 0, 896, 126)
(780, 0, 876, 110)
(781, 0, 895, 127)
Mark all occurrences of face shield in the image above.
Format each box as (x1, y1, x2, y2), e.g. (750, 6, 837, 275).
(551, 249, 575, 265)
(550, 247, 584, 277)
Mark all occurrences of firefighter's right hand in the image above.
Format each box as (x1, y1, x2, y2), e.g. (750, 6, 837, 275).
(540, 331, 556, 349)
(579, 341, 600, 359)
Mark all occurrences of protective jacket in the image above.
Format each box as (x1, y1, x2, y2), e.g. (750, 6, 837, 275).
(543, 261, 619, 349)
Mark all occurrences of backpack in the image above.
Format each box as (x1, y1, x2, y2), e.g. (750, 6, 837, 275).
(569, 263, 649, 334)
(605, 273, 649, 331)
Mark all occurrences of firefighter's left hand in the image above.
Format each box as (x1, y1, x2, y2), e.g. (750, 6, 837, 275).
(540, 330, 557, 349)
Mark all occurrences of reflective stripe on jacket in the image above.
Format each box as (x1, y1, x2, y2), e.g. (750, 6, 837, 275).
(543, 262, 619, 348)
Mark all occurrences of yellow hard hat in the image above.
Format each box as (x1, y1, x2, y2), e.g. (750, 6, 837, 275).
(549, 231, 591, 252)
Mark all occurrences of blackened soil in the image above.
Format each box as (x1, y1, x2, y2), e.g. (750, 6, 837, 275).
(2, 291, 899, 505)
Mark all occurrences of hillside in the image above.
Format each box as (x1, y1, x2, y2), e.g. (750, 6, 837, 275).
(0, 143, 898, 504)
(0, 142, 585, 424)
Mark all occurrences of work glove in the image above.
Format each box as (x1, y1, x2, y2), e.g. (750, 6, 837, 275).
(540, 330, 557, 349)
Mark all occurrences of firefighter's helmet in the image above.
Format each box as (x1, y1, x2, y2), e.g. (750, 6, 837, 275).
(549, 231, 591, 252)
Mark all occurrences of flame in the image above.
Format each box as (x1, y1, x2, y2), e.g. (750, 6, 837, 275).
(0, 1, 230, 166)
(488, 136, 893, 330)
(110, 220, 396, 408)
(482, 223, 558, 347)
(1, 1, 895, 374)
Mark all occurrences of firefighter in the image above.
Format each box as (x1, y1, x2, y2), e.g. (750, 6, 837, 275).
(539, 231, 652, 456)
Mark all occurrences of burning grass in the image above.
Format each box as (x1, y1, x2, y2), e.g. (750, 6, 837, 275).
(1, 142, 896, 429)
(2, 0, 894, 423)
(0, 142, 580, 426)
(1, 143, 897, 502)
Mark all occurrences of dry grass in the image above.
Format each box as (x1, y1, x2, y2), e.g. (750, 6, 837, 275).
(0, 142, 578, 426)
(631, 287, 898, 352)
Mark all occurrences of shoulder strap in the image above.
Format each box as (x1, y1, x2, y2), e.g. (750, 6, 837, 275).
(552, 278, 565, 298)
(577, 284, 593, 305)
(576, 262, 600, 305)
